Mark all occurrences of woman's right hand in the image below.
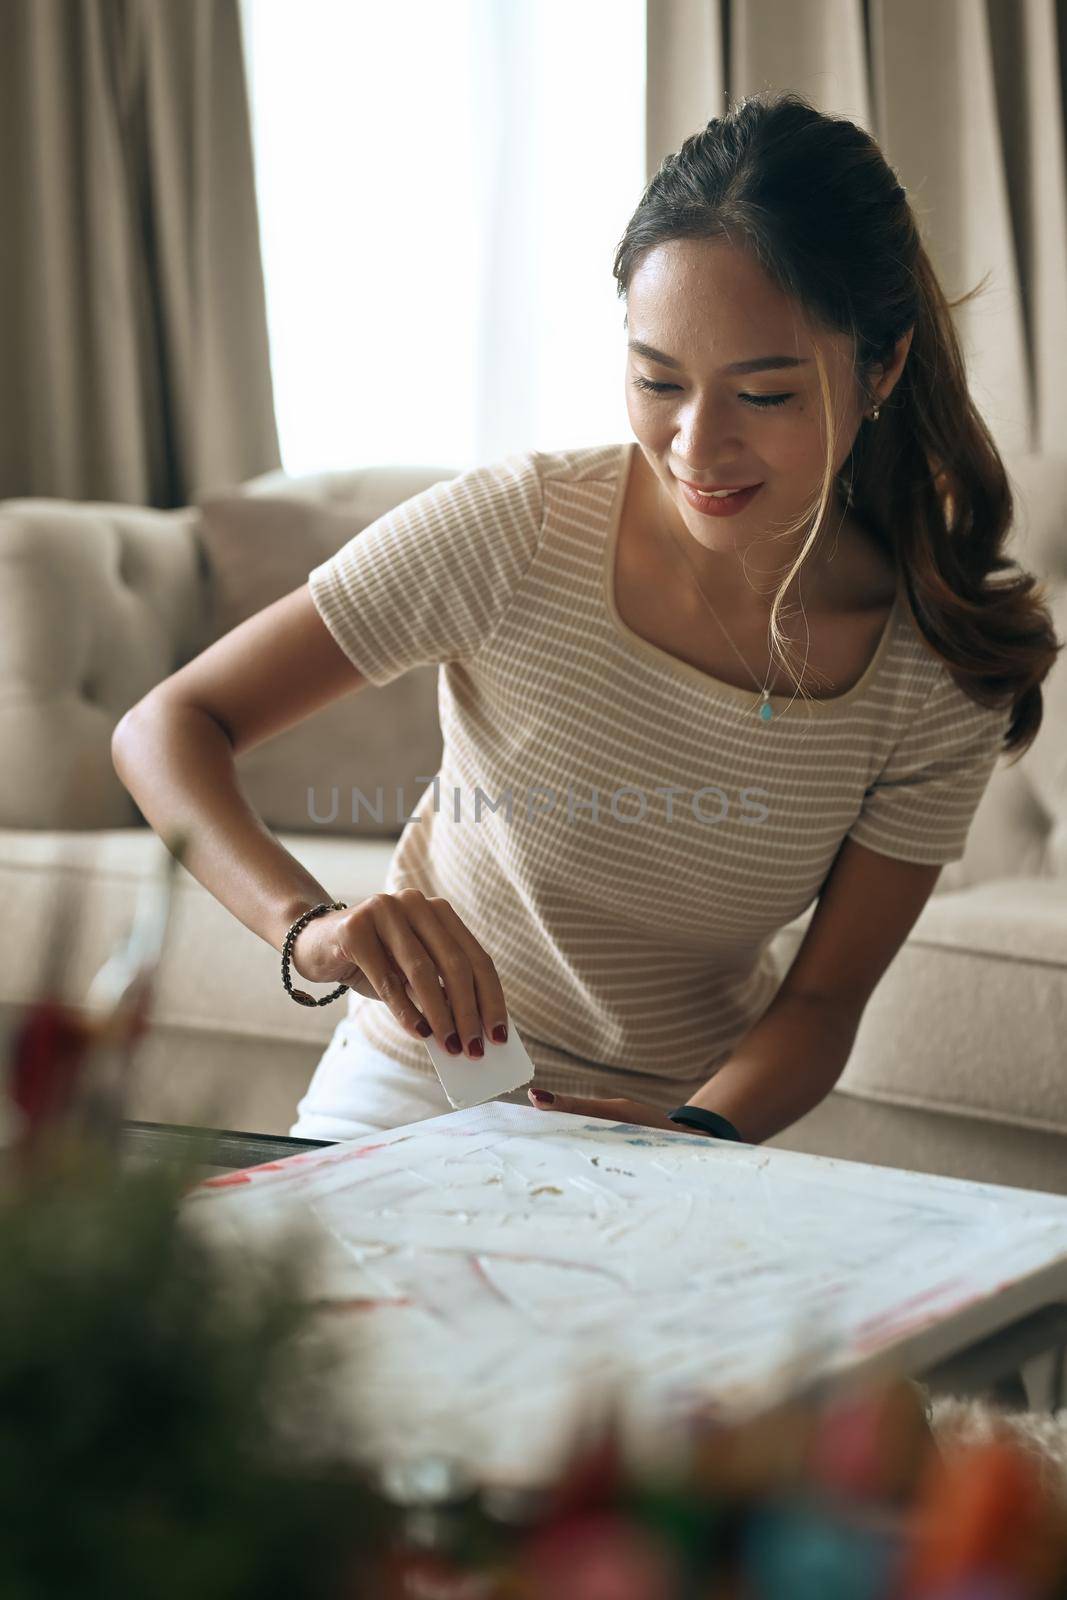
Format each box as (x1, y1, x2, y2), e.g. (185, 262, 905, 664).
(290, 889, 508, 1060)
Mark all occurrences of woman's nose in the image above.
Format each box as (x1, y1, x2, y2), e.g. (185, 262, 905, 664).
(674, 396, 745, 460)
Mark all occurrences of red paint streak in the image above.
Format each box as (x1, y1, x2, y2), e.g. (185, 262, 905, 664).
(853, 1311, 937, 1355)
(470, 1254, 511, 1305)
(854, 1278, 970, 1337)
(851, 1280, 988, 1356)
(243, 1139, 389, 1178)
(198, 1139, 391, 1192)
(195, 1131, 388, 1191)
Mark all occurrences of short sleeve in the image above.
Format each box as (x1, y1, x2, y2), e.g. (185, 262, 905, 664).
(846, 671, 1013, 866)
(307, 449, 544, 687)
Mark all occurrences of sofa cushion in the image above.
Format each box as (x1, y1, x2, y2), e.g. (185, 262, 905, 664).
(0, 499, 209, 829)
(0, 826, 394, 1042)
(3, 827, 1065, 1144)
(231, 669, 443, 841)
(770, 876, 1067, 1135)
(934, 455, 1067, 893)
(0, 826, 406, 1136)
(197, 468, 458, 838)
(937, 578, 1067, 892)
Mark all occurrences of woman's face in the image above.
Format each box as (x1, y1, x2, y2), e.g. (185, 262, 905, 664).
(625, 238, 874, 571)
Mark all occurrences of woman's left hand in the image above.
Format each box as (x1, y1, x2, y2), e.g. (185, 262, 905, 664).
(526, 1086, 697, 1133)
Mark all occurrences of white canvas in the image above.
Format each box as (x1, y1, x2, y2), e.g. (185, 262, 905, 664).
(183, 1102, 1067, 1486)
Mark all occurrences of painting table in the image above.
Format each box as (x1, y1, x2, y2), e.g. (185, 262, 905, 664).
(177, 1102, 1067, 1486)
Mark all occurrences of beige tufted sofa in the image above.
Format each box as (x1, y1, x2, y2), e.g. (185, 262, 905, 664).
(1, 453, 1064, 1194)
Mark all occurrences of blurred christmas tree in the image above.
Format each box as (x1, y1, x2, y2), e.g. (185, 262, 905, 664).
(0, 833, 390, 1599)
(0, 1141, 388, 1599)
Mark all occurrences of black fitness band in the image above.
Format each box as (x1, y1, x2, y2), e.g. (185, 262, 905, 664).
(667, 1105, 744, 1143)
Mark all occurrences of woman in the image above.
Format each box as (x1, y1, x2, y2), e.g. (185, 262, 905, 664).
(112, 91, 1060, 1146)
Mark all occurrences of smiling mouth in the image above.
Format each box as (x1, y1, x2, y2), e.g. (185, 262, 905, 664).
(680, 481, 761, 498)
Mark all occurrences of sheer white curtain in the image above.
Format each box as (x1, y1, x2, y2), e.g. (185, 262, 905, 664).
(239, 0, 646, 476)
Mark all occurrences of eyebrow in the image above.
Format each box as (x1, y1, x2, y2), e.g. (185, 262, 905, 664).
(627, 339, 812, 375)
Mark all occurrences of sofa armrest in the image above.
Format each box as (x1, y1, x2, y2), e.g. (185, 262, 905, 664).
(0, 498, 211, 829)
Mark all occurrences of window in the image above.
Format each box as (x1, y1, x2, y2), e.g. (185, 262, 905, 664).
(240, 0, 645, 474)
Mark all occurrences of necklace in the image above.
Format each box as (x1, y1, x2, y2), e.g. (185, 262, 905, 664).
(649, 404, 882, 724)
(652, 487, 782, 723)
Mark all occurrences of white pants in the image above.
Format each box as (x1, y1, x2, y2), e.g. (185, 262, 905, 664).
(289, 1014, 532, 1141)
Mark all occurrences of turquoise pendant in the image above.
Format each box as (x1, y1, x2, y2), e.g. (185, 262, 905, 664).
(758, 692, 773, 722)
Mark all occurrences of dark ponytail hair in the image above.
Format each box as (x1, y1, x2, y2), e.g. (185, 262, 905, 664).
(612, 90, 1061, 758)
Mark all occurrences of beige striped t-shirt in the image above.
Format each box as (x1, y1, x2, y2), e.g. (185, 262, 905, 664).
(307, 440, 1012, 1108)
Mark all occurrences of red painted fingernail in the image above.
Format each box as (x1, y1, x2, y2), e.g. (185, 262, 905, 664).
(415, 1018, 432, 1037)
(492, 1024, 508, 1044)
(445, 1032, 462, 1054)
(530, 1089, 554, 1104)
(468, 1038, 483, 1057)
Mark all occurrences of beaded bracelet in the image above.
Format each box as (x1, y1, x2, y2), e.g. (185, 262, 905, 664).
(667, 1105, 744, 1142)
(281, 902, 350, 1007)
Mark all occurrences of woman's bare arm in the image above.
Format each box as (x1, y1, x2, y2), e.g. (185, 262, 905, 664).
(111, 584, 368, 954)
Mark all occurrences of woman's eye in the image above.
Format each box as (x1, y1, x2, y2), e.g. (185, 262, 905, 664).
(631, 376, 792, 409)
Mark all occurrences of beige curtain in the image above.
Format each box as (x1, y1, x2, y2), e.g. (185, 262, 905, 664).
(0, 0, 280, 507)
(646, 0, 1067, 461)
